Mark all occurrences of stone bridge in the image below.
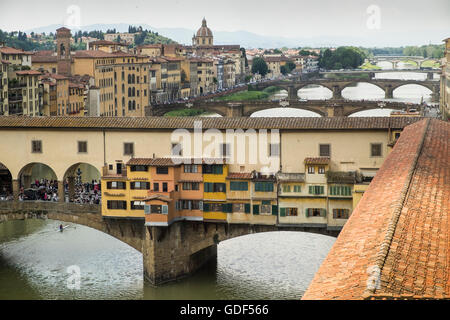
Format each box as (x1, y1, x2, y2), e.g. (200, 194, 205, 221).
(369, 55, 440, 69)
(253, 78, 440, 101)
(147, 99, 424, 117)
(0, 200, 339, 285)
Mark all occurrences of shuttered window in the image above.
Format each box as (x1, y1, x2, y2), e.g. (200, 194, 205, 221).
(230, 181, 248, 191)
(333, 208, 350, 219)
(254, 182, 274, 192)
(253, 205, 260, 215)
(305, 208, 326, 217)
(308, 185, 324, 195)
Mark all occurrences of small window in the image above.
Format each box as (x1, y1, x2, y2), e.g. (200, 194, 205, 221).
(319, 144, 330, 157)
(333, 209, 350, 219)
(318, 166, 325, 174)
(308, 166, 315, 174)
(78, 141, 87, 153)
(162, 183, 168, 192)
(31, 140, 42, 153)
(156, 166, 169, 174)
(184, 164, 198, 173)
(153, 183, 159, 191)
(269, 143, 280, 157)
(371, 143, 382, 157)
(124, 142, 134, 156)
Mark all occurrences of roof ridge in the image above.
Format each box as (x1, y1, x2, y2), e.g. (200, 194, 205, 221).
(365, 118, 430, 297)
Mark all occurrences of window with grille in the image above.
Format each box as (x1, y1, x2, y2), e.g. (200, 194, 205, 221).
(333, 208, 350, 219)
(308, 166, 315, 174)
(78, 141, 87, 153)
(124, 142, 134, 155)
(31, 140, 42, 153)
(371, 143, 382, 157)
(184, 164, 198, 173)
(318, 166, 325, 174)
(319, 144, 330, 157)
(156, 166, 169, 174)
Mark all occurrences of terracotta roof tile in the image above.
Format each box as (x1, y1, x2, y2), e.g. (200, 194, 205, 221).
(303, 119, 450, 300)
(227, 172, 253, 180)
(304, 157, 330, 165)
(0, 116, 425, 131)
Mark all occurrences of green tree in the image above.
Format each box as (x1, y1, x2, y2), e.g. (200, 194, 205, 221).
(251, 57, 268, 77)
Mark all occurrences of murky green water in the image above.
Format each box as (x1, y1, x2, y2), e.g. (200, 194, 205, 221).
(0, 219, 335, 300)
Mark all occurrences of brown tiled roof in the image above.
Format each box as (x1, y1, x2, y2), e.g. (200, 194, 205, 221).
(73, 50, 135, 59)
(0, 116, 424, 131)
(227, 172, 253, 180)
(144, 194, 172, 202)
(16, 70, 42, 76)
(0, 46, 32, 55)
(127, 157, 225, 166)
(303, 119, 450, 300)
(89, 40, 126, 46)
(32, 55, 58, 63)
(304, 157, 330, 165)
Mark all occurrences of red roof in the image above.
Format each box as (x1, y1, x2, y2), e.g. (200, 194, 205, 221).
(15, 70, 42, 76)
(304, 157, 330, 165)
(0, 46, 32, 55)
(227, 172, 253, 180)
(303, 119, 450, 300)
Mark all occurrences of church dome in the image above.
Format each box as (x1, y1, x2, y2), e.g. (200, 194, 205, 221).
(196, 18, 213, 37)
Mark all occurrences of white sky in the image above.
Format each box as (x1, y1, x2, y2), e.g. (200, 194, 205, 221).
(1, 0, 449, 40)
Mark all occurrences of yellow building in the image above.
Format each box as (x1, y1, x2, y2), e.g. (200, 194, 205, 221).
(226, 172, 252, 223)
(203, 162, 228, 221)
(101, 160, 151, 219)
(251, 173, 278, 225)
(7, 69, 42, 116)
(0, 46, 33, 67)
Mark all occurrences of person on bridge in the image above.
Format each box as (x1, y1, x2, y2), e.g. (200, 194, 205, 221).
(59, 224, 63, 232)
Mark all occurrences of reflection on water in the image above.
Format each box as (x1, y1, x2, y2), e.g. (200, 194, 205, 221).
(0, 220, 335, 300)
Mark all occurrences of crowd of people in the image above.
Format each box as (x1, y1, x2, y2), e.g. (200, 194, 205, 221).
(70, 180, 101, 205)
(13, 178, 102, 204)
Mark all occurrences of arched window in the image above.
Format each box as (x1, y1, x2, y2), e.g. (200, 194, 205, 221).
(128, 87, 131, 97)
(128, 74, 131, 84)
(132, 87, 135, 96)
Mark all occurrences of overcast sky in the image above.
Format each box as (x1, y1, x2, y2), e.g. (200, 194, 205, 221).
(1, 0, 449, 42)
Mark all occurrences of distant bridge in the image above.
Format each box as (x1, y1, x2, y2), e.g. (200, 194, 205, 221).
(369, 55, 440, 69)
(147, 99, 424, 117)
(319, 69, 440, 80)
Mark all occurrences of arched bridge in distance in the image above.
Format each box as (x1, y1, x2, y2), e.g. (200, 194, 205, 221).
(147, 77, 439, 117)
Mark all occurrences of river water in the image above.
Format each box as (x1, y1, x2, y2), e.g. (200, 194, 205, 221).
(0, 66, 438, 300)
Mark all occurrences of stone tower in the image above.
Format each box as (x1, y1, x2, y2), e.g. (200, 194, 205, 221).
(56, 27, 72, 76)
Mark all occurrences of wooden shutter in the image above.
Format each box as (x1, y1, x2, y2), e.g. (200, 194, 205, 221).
(272, 205, 278, 215)
(333, 209, 336, 219)
(253, 205, 260, 215)
(280, 208, 286, 217)
(305, 208, 310, 217)
(244, 203, 250, 214)
(309, 186, 313, 194)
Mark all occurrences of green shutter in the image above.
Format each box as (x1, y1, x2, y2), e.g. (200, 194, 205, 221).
(320, 209, 326, 217)
(253, 205, 260, 215)
(225, 203, 232, 213)
(305, 208, 310, 217)
(320, 186, 324, 194)
(262, 200, 271, 205)
(203, 203, 210, 212)
(272, 205, 278, 215)
(309, 186, 313, 194)
(280, 208, 286, 217)
(244, 203, 250, 214)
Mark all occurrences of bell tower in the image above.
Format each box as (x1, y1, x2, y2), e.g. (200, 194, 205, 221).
(56, 27, 72, 75)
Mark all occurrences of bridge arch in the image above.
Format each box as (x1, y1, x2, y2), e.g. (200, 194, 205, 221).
(341, 81, 386, 93)
(63, 163, 102, 203)
(18, 162, 58, 187)
(247, 106, 325, 117)
(295, 84, 333, 100)
(0, 162, 13, 198)
(391, 82, 434, 92)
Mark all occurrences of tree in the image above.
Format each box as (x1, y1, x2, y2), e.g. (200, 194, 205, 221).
(280, 65, 288, 75)
(251, 57, 268, 77)
(285, 61, 296, 72)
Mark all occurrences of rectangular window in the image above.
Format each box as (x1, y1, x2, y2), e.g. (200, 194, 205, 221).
(150, 204, 168, 214)
(232, 203, 246, 213)
(182, 182, 199, 190)
(31, 140, 42, 153)
(308, 185, 324, 195)
(254, 182, 274, 192)
(124, 142, 134, 155)
(78, 141, 87, 153)
(230, 181, 248, 191)
(330, 185, 352, 196)
(269, 143, 280, 157)
(107, 181, 126, 189)
(333, 208, 350, 219)
(184, 164, 198, 173)
(319, 144, 330, 157)
(203, 165, 223, 174)
(220, 143, 230, 157)
(107, 200, 127, 210)
(162, 182, 168, 192)
(153, 183, 159, 191)
(130, 182, 150, 190)
(306, 208, 326, 217)
(156, 166, 169, 174)
(371, 143, 382, 157)
(308, 166, 315, 174)
(283, 185, 291, 192)
(283, 207, 298, 216)
(318, 166, 325, 174)
(130, 165, 148, 172)
(293, 185, 301, 192)
(131, 201, 145, 210)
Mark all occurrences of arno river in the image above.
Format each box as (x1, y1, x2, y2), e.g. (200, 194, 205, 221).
(0, 64, 438, 300)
